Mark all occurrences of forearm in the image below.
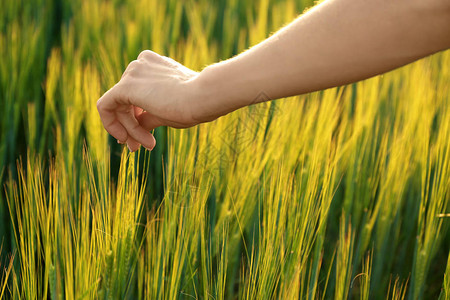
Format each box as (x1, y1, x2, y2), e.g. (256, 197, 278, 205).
(191, 0, 450, 120)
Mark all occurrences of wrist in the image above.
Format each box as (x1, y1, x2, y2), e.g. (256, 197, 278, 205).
(186, 64, 235, 123)
(184, 68, 216, 124)
(193, 62, 261, 120)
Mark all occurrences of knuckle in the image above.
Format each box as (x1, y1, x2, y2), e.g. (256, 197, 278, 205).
(128, 59, 141, 69)
(123, 60, 142, 78)
(138, 50, 154, 60)
(96, 99, 102, 111)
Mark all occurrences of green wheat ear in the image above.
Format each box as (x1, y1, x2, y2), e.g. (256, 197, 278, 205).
(49, 263, 57, 300)
(97, 287, 105, 300)
(120, 227, 133, 293)
(104, 250, 114, 300)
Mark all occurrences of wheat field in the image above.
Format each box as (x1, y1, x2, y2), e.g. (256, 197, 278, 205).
(0, 0, 449, 299)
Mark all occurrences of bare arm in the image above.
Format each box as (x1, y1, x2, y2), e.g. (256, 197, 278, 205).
(192, 0, 450, 120)
(97, 0, 450, 151)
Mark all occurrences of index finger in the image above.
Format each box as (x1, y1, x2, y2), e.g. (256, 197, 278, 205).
(96, 87, 129, 142)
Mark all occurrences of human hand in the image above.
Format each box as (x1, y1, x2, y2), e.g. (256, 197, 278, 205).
(96, 50, 202, 152)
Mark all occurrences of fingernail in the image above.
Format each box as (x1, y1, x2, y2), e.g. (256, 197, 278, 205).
(144, 144, 155, 151)
(127, 145, 134, 152)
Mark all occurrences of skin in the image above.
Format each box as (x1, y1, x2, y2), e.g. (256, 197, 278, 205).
(97, 0, 450, 152)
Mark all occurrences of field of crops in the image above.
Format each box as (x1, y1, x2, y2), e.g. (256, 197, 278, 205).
(0, 0, 449, 299)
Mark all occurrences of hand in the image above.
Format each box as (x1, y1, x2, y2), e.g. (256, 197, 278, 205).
(97, 50, 201, 152)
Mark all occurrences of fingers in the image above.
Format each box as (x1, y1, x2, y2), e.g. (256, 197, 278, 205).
(123, 111, 161, 152)
(125, 108, 151, 152)
(97, 91, 129, 142)
(97, 87, 156, 151)
(133, 106, 144, 118)
(126, 137, 141, 152)
(116, 110, 156, 150)
(136, 111, 163, 131)
(118, 136, 148, 152)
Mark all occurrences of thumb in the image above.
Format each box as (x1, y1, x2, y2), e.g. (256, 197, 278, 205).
(136, 111, 163, 131)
